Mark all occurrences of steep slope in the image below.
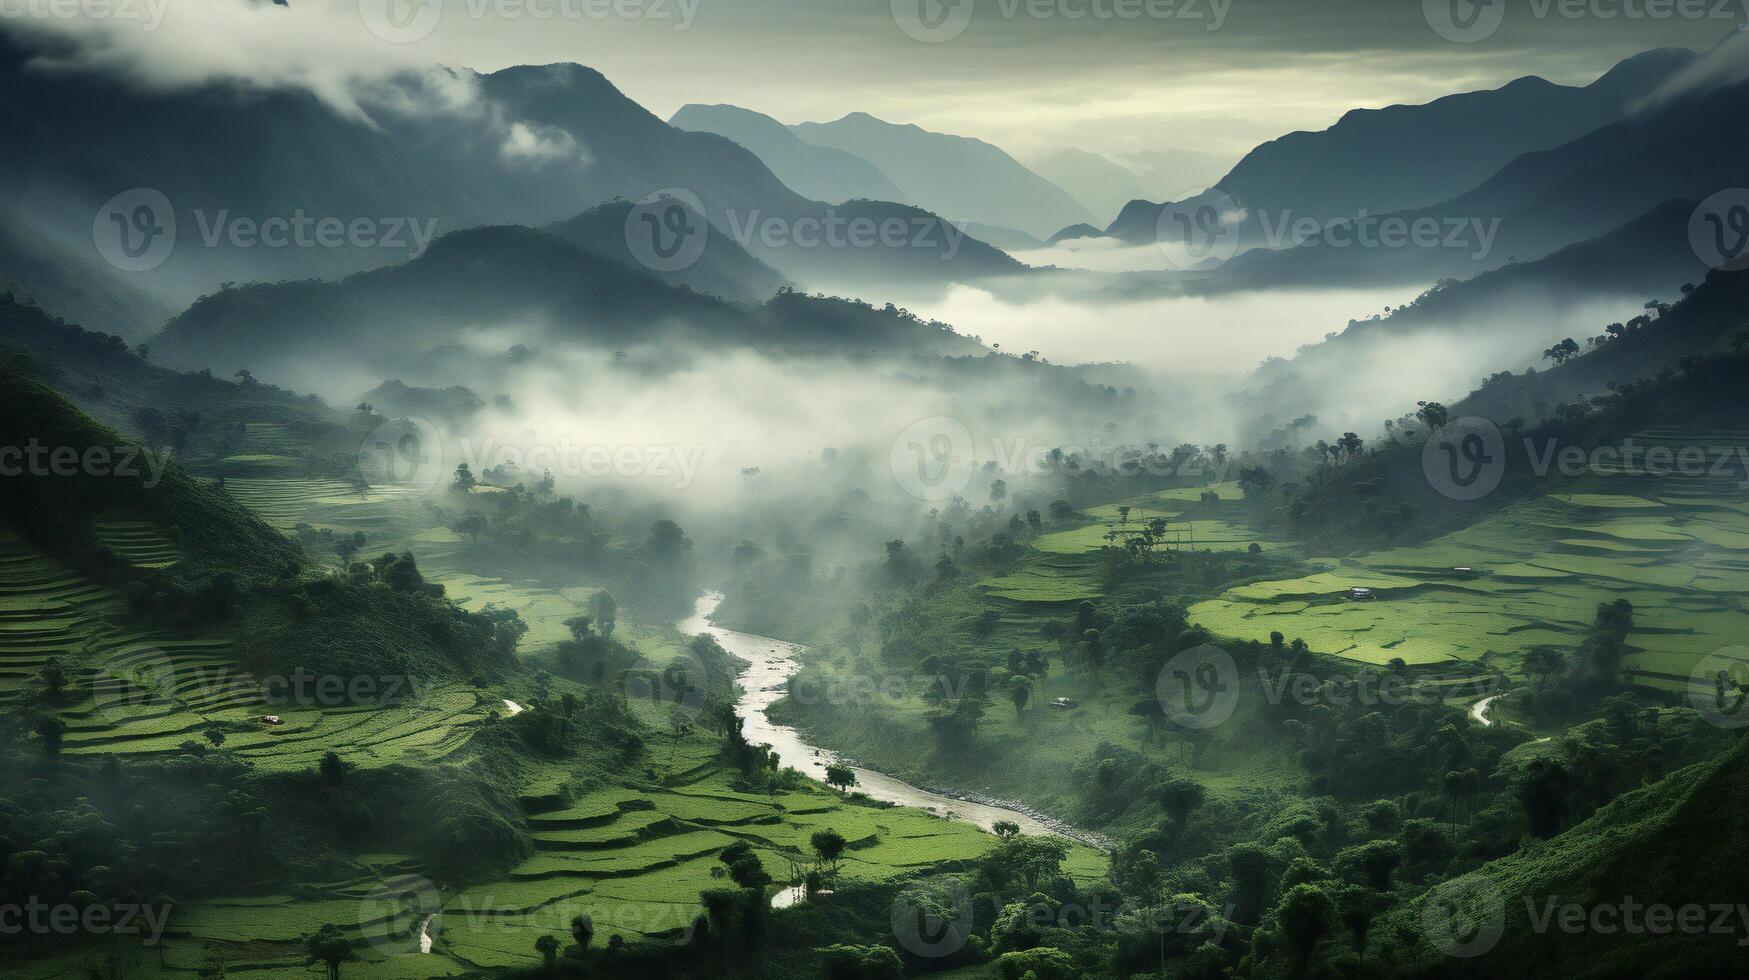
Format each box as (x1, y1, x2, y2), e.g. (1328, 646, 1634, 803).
(1101, 47, 1695, 251)
(669, 104, 910, 206)
(1232, 199, 1713, 441)
(1211, 69, 1749, 288)
(544, 199, 790, 304)
(1374, 738, 1749, 977)
(148, 223, 989, 391)
(1026, 149, 1154, 228)
(0, 35, 1012, 316)
(791, 112, 1091, 239)
(1221, 48, 1694, 224)
(1455, 263, 1749, 424)
(0, 207, 173, 338)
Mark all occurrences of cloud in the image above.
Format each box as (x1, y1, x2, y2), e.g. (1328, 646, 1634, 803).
(4, 0, 429, 121)
(499, 121, 588, 166)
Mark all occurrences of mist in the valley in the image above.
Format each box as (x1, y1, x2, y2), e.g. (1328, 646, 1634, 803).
(892, 278, 1415, 374)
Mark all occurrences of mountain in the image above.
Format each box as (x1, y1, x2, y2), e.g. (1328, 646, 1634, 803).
(1214, 69, 1749, 287)
(544, 199, 789, 304)
(148, 223, 986, 393)
(1026, 149, 1154, 228)
(1375, 737, 1749, 976)
(1455, 261, 1749, 424)
(1099, 47, 1696, 249)
(0, 36, 1013, 324)
(0, 206, 173, 337)
(790, 113, 1091, 239)
(1114, 147, 1233, 199)
(669, 104, 910, 206)
(1230, 199, 1713, 441)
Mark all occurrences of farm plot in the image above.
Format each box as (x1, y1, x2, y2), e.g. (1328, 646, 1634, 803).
(1189, 431, 1749, 686)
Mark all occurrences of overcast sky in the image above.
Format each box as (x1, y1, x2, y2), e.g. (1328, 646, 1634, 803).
(10, 0, 1743, 163)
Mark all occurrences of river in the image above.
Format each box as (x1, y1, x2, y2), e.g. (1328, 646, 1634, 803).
(679, 592, 1108, 886)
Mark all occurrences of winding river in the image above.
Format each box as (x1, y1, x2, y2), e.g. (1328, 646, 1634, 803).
(680, 592, 1106, 876)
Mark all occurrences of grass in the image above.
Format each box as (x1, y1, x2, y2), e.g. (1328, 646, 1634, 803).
(1187, 428, 1749, 689)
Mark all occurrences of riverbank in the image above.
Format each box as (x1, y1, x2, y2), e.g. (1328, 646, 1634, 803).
(682, 592, 1112, 852)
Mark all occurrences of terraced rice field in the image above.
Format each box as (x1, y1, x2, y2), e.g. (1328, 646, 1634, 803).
(979, 487, 1270, 608)
(1189, 429, 1749, 685)
(219, 478, 420, 532)
(436, 770, 1103, 971)
(92, 518, 181, 568)
(0, 530, 494, 767)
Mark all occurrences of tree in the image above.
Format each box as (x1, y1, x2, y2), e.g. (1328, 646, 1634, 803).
(451, 512, 487, 546)
(824, 763, 858, 793)
(204, 729, 226, 750)
(587, 591, 618, 638)
(450, 463, 476, 493)
(569, 913, 594, 953)
(534, 934, 559, 969)
(1007, 674, 1032, 718)
(1157, 777, 1206, 828)
(992, 820, 1020, 839)
(319, 751, 345, 787)
(728, 854, 770, 889)
(1543, 337, 1581, 366)
(306, 924, 351, 980)
(38, 659, 68, 703)
(333, 532, 367, 566)
(989, 479, 1007, 503)
(1414, 400, 1449, 433)
(35, 715, 66, 759)
(811, 829, 847, 876)
(1275, 884, 1336, 971)
(1335, 839, 1403, 891)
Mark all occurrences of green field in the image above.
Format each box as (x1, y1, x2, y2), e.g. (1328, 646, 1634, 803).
(1189, 429, 1749, 686)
